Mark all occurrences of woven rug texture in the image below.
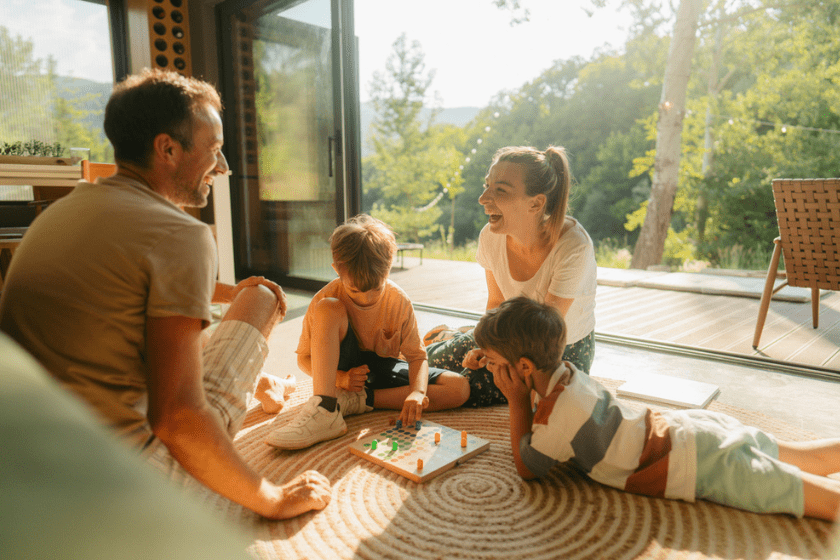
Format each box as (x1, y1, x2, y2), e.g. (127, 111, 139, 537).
(205, 377, 837, 560)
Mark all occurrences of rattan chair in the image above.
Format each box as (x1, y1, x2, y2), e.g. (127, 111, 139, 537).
(753, 178, 840, 348)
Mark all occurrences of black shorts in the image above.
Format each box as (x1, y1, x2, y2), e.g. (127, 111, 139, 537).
(337, 322, 448, 408)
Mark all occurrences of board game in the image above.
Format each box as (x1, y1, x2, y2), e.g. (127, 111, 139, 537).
(348, 420, 490, 483)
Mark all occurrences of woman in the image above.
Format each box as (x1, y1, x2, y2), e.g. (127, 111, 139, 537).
(426, 145, 597, 407)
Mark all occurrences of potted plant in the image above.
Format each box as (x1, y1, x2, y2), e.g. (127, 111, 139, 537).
(0, 140, 80, 165)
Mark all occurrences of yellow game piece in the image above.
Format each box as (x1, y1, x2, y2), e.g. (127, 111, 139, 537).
(417, 458, 423, 470)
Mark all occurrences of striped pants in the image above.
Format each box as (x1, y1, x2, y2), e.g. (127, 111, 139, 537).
(142, 320, 268, 491)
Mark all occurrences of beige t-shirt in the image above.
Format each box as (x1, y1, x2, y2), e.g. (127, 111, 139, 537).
(0, 176, 216, 444)
(296, 278, 427, 365)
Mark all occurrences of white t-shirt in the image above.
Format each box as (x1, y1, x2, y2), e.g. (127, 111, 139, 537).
(475, 217, 597, 344)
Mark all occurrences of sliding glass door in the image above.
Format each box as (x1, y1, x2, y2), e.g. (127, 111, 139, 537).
(217, 0, 360, 290)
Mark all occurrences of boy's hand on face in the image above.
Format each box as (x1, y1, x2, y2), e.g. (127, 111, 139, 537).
(491, 362, 531, 405)
(336, 365, 369, 392)
(400, 390, 429, 426)
(462, 348, 488, 370)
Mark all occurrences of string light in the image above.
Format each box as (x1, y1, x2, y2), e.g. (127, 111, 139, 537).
(721, 115, 840, 135)
(414, 111, 501, 213)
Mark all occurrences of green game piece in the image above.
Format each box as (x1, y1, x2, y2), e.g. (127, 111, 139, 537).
(371, 439, 377, 450)
(392, 441, 399, 451)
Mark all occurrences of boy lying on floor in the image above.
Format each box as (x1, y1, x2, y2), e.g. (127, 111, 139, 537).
(475, 296, 840, 521)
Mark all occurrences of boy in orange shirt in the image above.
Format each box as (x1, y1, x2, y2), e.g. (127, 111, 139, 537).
(267, 215, 470, 449)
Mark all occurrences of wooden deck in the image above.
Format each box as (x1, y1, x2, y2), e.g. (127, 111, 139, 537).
(388, 256, 840, 373)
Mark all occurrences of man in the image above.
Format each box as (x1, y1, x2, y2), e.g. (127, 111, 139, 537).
(0, 69, 330, 519)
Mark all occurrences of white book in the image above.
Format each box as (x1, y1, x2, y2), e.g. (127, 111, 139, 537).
(617, 373, 720, 409)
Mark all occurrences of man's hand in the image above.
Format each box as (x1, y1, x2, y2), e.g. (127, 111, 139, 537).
(232, 277, 287, 323)
(335, 365, 369, 392)
(462, 348, 488, 370)
(263, 470, 332, 520)
(399, 390, 429, 427)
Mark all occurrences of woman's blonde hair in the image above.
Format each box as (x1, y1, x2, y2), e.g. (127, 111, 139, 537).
(492, 145, 572, 244)
(330, 214, 397, 292)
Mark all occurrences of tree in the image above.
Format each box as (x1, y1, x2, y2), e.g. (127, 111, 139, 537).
(695, 3, 840, 262)
(364, 34, 461, 243)
(629, 0, 703, 269)
(1, 26, 113, 162)
(0, 27, 55, 143)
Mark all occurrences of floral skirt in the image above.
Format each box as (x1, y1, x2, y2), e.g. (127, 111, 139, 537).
(425, 328, 595, 408)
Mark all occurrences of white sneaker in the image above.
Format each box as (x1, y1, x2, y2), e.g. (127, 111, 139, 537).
(336, 388, 373, 416)
(265, 396, 347, 449)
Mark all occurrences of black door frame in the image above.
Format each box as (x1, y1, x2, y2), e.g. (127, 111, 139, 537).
(215, 0, 361, 292)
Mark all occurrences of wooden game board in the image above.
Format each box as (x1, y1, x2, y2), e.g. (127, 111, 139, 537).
(348, 420, 490, 483)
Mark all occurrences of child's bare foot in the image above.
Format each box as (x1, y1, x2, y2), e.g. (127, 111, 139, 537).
(255, 372, 297, 413)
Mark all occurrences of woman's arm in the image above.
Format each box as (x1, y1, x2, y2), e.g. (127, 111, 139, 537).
(485, 270, 505, 311)
(544, 292, 574, 319)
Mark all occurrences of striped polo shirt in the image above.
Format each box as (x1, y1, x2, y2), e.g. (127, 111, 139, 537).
(521, 363, 697, 502)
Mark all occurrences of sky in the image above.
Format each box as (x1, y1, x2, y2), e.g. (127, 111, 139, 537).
(354, 0, 634, 107)
(0, 0, 114, 84)
(0, 0, 634, 109)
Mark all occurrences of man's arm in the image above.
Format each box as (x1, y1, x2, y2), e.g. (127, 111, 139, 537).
(145, 315, 329, 519)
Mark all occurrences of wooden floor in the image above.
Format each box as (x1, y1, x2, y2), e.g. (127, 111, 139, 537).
(388, 256, 840, 373)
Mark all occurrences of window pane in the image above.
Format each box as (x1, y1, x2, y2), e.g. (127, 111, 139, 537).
(0, 0, 115, 201)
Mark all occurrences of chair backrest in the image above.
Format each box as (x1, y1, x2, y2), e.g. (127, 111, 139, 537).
(772, 178, 840, 290)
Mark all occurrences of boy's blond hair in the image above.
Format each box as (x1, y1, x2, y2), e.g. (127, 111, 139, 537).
(330, 214, 397, 292)
(474, 296, 567, 373)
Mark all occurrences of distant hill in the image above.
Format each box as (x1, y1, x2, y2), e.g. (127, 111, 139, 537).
(54, 76, 112, 140)
(359, 102, 480, 157)
(51, 79, 479, 158)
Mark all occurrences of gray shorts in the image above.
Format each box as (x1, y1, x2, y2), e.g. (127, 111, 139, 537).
(690, 410, 804, 517)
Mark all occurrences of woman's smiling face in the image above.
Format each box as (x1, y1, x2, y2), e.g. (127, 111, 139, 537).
(478, 160, 537, 234)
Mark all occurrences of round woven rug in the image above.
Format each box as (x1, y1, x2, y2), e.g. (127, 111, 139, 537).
(208, 377, 837, 560)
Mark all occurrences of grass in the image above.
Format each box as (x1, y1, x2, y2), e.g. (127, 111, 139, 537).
(421, 240, 479, 262)
(417, 237, 780, 274)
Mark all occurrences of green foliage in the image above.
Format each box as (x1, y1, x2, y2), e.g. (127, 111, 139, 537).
(595, 238, 632, 269)
(364, 34, 463, 243)
(693, 5, 840, 263)
(0, 26, 112, 163)
(361, 3, 840, 274)
(419, 239, 479, 262)
(714, 244, 778, 271)
(0, 140, 63, 156)
(661, 227, 696, 268)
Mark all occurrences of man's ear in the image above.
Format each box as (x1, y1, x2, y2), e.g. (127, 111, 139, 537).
(152, 133, 181, 167)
